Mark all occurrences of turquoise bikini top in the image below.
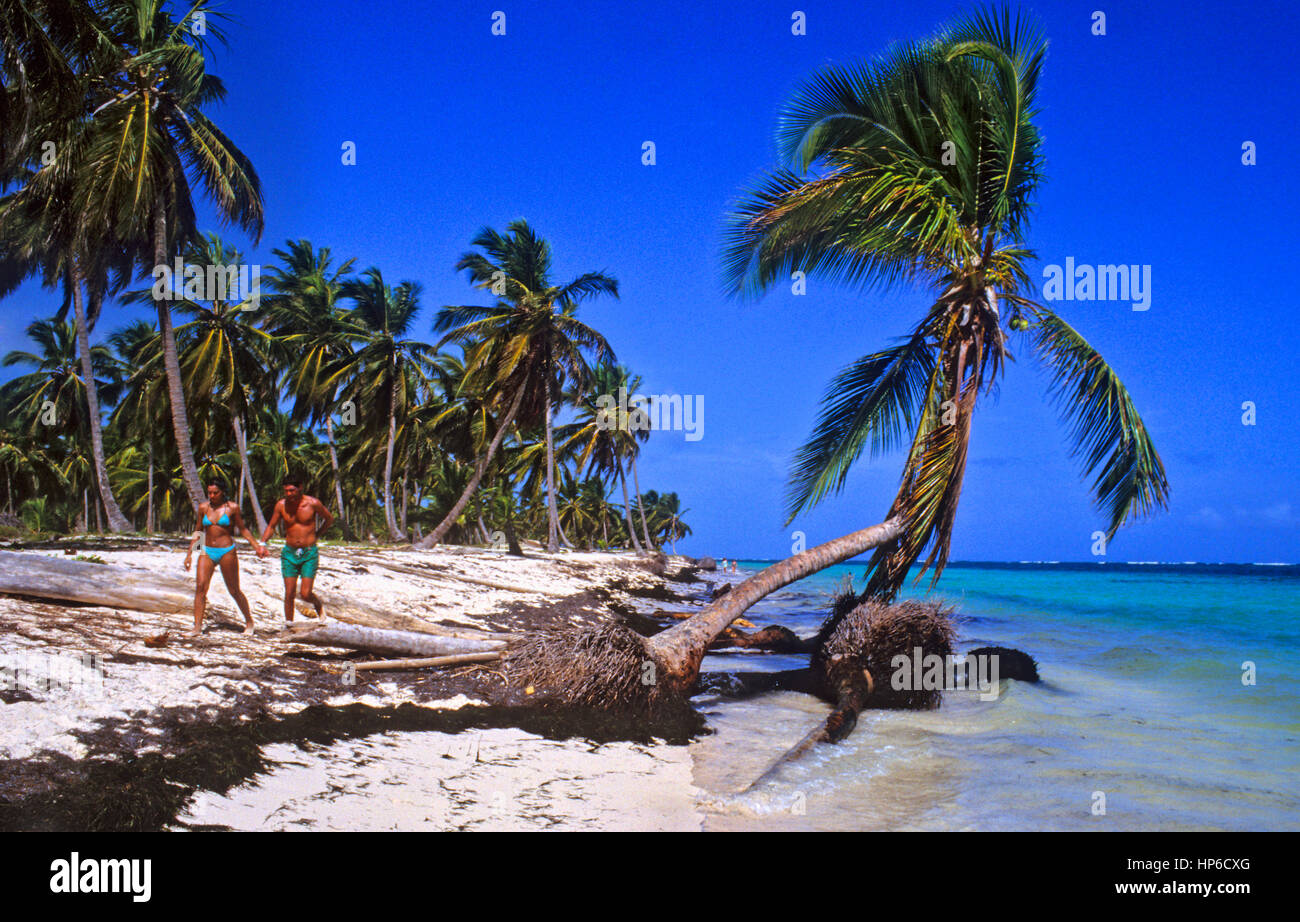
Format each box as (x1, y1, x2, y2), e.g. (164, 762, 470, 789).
(203, 510, 232, 527)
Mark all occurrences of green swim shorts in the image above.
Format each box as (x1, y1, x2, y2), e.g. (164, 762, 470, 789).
(281, 544, 320, 580)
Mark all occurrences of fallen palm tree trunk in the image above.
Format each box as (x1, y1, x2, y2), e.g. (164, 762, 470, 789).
(352, 651, 502, 671)
(508, 518, 903, 712)
(312, 595, 519, 641)
(710, 624, 814, 653)
(281, 622, 507, 658)
(0, 549, 192, 613)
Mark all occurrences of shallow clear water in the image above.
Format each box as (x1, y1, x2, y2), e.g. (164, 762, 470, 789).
(693, 561, 1300, 830)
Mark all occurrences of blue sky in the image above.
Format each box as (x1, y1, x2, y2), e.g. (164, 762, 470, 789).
(2, 0, 1297, 562)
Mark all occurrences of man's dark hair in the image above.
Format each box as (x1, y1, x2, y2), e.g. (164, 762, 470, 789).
(283, 475, 302, 488)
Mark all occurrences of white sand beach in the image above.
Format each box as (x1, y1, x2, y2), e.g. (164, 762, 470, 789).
(0, 542, 717, 830)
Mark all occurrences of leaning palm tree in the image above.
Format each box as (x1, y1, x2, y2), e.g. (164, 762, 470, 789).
(715, 6, 1167, 606)
(74, 0, 263, 509)
(417, 220, 618, 550)
(517, 6, 1168, 710)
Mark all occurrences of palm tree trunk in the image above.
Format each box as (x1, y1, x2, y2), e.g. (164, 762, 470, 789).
(153, 191, 205, 509)
(646, 517, 904, 692)
(544, 385, 560, 552)
(631, 455, 654, 551)
(70, 269, 132, 532)
(382, 381, 402, 541)
(325, 415, 347, 537)
(419, 384, 527, 549)
(146, 441, 155, 533)
(618, 462, 643, 554)
(401, 472, 409, 534)
(82, 489, 88, 533)
(231, 415, 268, 533)
(503, 512, 523, 557)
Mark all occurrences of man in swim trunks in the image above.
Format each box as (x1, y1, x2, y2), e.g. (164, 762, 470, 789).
(261, 475, 334, 623)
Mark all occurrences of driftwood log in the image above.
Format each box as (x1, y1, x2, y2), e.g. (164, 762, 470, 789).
(352, 651, 502, 671)
(0, 549, 192, 613)
(281, 622, 507, 658)
(312, 595, 519, 642)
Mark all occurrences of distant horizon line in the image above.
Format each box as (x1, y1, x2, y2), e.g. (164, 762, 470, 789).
(713, 558, 1300, 568)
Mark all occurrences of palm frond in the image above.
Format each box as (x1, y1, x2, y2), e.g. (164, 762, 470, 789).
(785, 332, 935, 522)
(1029, 306, 1169, 539)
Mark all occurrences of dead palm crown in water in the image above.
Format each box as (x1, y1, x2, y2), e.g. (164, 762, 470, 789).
(506, 594, 957, 720)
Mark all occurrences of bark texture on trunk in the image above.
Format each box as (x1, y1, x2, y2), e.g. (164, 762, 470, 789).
(232, 415, 268, 534)
(153, 192, 206, 508)
(646, 517, 904, 689)
(324, 415, 348, 537)
(282, 622, 505, 657)
(146, 442, 155, 533)
(618, 462, 643, 554)
(382, 381, 402, 541)
(0, 549, 191, 612)
(544, 385, 560, 551)
(70, 269, 132, 532)
(632, 455, 653, 551)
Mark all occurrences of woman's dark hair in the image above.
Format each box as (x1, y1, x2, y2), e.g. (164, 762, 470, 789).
(205, 477, 227, 494)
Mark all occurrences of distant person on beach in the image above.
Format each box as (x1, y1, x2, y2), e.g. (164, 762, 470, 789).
(184, 477, 268, 636)
(261, 476, 334, 623)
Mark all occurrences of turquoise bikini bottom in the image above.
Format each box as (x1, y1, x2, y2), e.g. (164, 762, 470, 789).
(204, 544, 236, 563)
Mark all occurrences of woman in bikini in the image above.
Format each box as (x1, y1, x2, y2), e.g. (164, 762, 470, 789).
(184, 477, 268, 635)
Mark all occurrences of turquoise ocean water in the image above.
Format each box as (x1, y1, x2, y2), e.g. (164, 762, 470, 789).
(691, 561, 1299, 830)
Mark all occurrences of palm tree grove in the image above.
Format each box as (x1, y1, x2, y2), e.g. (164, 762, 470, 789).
(0, 2, 689, 553)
